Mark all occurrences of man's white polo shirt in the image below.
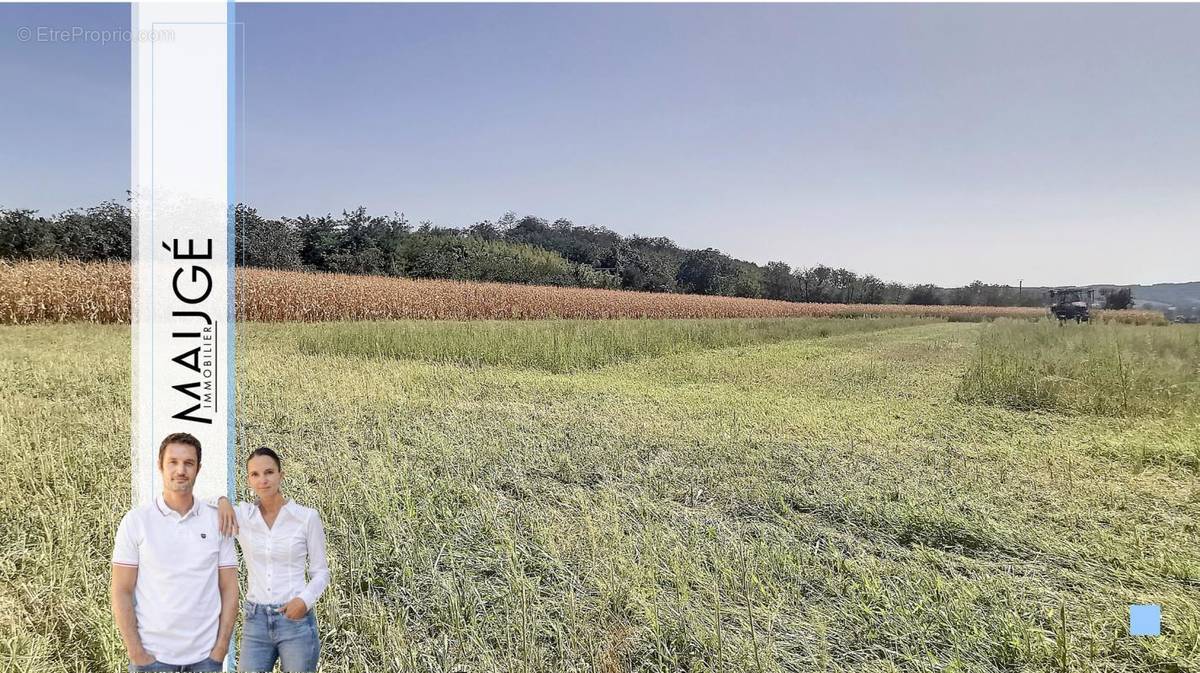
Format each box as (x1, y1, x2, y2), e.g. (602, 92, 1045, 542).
(112, 494, 237, 666)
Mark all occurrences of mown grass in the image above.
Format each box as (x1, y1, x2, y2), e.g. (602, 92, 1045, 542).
(294, 317, 935, 373)
(957, 319, 1200, 418)
(2, 319, 1198, 673)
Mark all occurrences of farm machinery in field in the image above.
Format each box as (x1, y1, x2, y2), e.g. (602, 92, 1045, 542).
(1047, 287, 1094, 323)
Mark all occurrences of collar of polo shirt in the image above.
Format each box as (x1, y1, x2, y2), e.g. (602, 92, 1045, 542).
(154, 493, 204, 521)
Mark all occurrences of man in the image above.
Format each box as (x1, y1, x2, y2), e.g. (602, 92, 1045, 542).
(111, 432, 239, 672)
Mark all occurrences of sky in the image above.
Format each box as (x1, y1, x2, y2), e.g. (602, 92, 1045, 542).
(2, 3, 1198, 287)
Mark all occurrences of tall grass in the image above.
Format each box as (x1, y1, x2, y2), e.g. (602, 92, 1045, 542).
(957, 319, 1200, 417)
(295, 317, 935, 373)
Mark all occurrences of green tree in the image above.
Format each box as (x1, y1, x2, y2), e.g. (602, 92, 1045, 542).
(0, 209, 56, 259)
(599, 240, 677, 292)
(796, 265, 834, 302)
(906, 284, 943, 305)
(859, 274, 886, 304)
(292, 215, 341, 270)
(54, 200, 131, 261)
(1104, 288, 1133, 310)
(467, 219, 503, 241)
(234, 205, 302, 269)
(762, 261, 798, 301)
(676, 248, 739, 295)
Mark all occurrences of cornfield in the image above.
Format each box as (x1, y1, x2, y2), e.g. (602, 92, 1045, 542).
(0, 260, 131, 324)
(0, 260, 1166, 324)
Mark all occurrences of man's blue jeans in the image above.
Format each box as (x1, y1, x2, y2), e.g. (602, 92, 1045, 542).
(128, 657, 222, 672)
(238, 601, 320, 672)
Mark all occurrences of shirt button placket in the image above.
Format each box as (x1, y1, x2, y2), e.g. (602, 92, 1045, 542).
(266, 531, 273, 596)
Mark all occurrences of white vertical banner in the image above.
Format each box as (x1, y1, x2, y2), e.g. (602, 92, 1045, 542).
(131, 2, 235, 506)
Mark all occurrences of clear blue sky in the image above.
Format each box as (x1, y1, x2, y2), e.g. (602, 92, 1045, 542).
(3, 3, 1198, 287)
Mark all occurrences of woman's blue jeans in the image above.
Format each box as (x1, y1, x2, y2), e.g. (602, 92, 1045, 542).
(238, 601, 320, 672)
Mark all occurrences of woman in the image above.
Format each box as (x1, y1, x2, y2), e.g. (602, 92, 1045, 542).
(213, 447, 329, 673)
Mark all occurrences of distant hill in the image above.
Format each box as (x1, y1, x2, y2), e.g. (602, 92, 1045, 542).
(1010, 282, 1200, 308)
(1120, 282, 1200, 309)
(999, 281, 1200, 321)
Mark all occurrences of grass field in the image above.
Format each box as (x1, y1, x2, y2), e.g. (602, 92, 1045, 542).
(958, 321, 1200, 420)
(294, 317, 935, 373)
(2, 318, 1198, 672)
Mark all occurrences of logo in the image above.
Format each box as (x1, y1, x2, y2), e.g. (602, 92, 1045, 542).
(164, 238, 218, 425)
(201, 533, 207, 539)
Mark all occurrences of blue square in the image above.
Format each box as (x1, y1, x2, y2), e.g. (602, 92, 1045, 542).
(1130, 604, 1161, 636)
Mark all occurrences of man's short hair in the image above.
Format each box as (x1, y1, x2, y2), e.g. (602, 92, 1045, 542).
(158, 432, 202, 467)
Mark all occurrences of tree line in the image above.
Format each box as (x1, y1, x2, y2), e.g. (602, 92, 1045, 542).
(0, 200, 1074, 307)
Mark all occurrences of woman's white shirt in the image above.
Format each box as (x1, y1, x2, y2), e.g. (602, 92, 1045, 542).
(215, 498, 330, 610)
